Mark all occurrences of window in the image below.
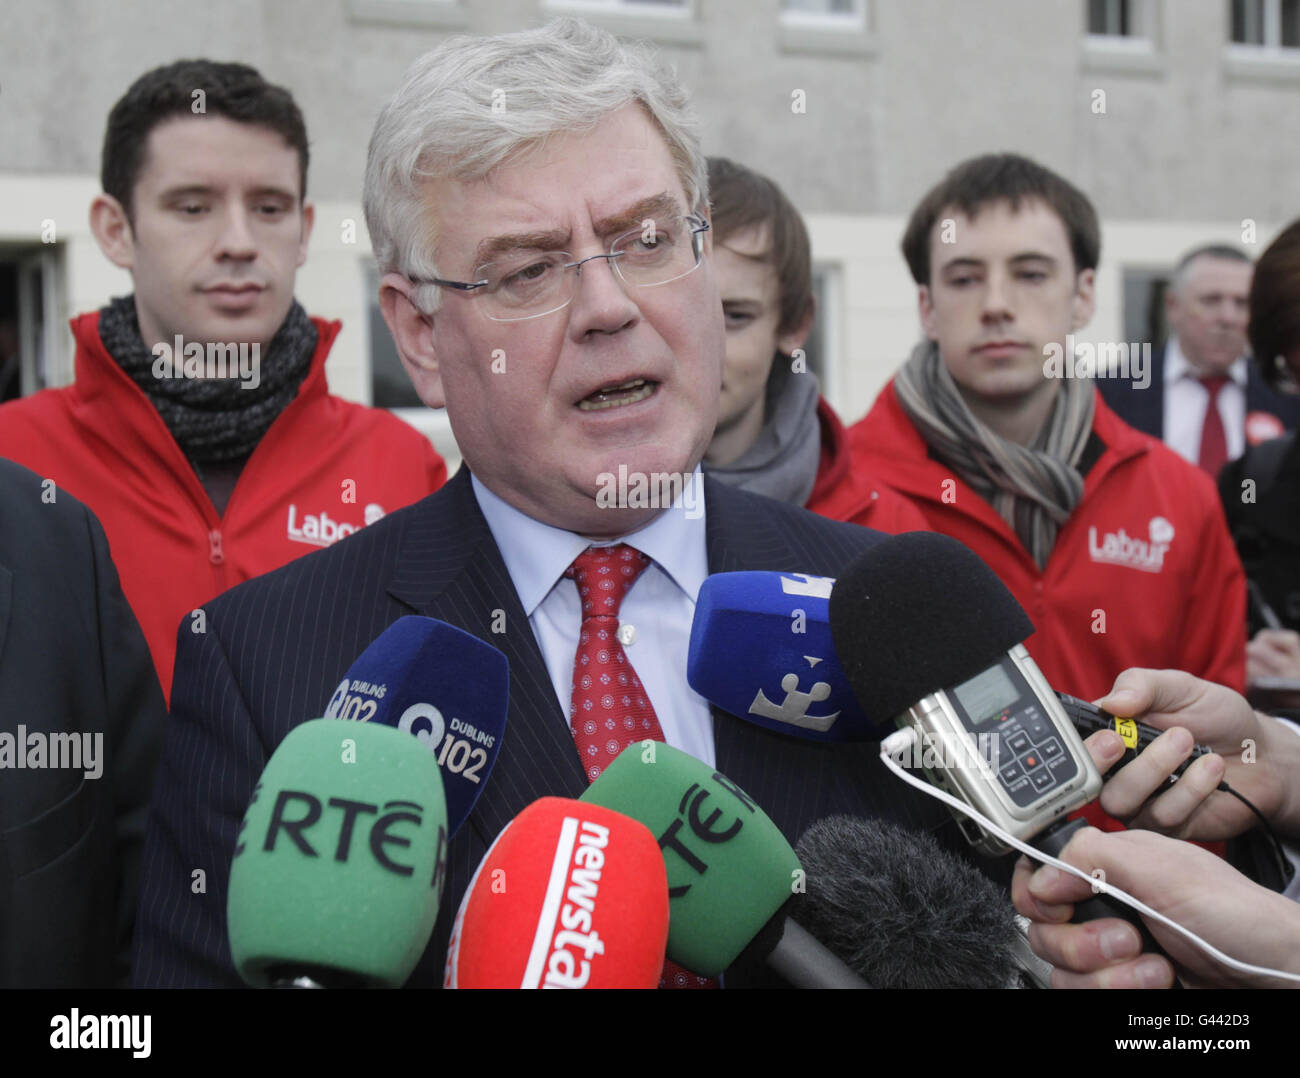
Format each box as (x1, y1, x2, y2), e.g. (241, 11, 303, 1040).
(1231, 0, 1300, 48)
(1085, 0, 1155, 43)
(804, 266, 833, 388)
(1122, 268, 1169, 354)
(1083, 0, 1159, 68)
(781, 0, 867, 30)
(346, 0, 467, 31)
(544, 0, 690, 14)
(365, 262, 422, 409)
(0, 243, 65, 399)
(1088, 0, 1134, 35)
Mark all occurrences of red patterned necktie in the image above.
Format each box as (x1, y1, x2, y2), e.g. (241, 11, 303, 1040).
(564, 543, 716, 989)
(1197, 375, 1229, 476)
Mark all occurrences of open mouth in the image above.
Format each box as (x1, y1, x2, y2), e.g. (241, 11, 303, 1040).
(577, 378, 657, 412)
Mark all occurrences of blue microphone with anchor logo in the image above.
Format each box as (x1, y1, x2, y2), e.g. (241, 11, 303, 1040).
(687, 571, 875, 741)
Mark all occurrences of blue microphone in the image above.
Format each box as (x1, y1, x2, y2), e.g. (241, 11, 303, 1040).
(323, 616, 508, 836)
(687, 571, 875, 741)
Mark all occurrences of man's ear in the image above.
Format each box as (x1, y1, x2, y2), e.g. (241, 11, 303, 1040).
(379, 273, 445, 409)
(918, 284, 938, 340)
(1071, 268, 1097, 332)
(89, 194, 135, 270)
(296, 202, 315, 267)
(776, 295, 816, 357)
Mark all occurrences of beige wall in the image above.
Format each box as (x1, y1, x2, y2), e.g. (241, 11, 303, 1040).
(3, 0, 1295, 463)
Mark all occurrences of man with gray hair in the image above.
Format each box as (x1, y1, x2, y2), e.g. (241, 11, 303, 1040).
(1100, 245, 1300, 476)
(134, 18, 967, 988)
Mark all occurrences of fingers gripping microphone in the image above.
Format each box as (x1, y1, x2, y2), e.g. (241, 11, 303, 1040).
(444, 798, 668, 989)
(227, 719, 449, 988)
(323, 616, 507, 836)
(827, 532, 1176, 970)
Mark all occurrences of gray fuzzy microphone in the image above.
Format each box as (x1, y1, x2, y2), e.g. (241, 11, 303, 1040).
(793, 816, 1040, 989)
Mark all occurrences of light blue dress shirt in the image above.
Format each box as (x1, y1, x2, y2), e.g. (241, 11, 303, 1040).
(471, 470, 716, 768)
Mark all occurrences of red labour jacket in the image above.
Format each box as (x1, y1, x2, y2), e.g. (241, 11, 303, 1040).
(0, 311, 448, 700)
(808, 396, 929, 534)
(848, 382, 1247, 701)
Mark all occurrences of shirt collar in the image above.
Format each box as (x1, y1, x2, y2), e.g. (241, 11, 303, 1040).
(470, 469, 710, 616)
(1167, 336, 1248, 387)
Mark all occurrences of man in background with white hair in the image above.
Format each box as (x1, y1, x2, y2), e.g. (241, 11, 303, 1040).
(134, 18, 974, 989)
(1100, 245, 1300, 477)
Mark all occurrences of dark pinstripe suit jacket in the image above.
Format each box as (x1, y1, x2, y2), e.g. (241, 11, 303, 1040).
(132, 467, 962, 987)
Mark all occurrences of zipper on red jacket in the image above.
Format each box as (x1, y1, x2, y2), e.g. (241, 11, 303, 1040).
(209, 528, 225, 566)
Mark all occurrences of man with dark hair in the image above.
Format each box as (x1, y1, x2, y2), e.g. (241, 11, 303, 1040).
(703, 156, 926, 532)
(849, 153, 1246, 709)
(1099, 243, 1300, 476)
(0, 59, 446, 700)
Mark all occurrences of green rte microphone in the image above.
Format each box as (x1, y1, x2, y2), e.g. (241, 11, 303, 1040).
(580, 743, 865, 986)
(228, 718, 448, 988)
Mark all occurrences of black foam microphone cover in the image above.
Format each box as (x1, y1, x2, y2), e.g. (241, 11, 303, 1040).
(827, 532, 1035, 724)
(794, 815, 1021, 989)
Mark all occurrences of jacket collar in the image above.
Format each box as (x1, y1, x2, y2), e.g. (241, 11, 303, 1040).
(809, 395, 848, 506)
(870, 378, 1150, 499)
(61, 308, 340, 517)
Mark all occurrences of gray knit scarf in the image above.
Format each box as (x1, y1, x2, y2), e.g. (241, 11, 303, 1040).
(98, 294, 317, 476)
(894, 339, 1094, 569)
(705, 356, 822, 507)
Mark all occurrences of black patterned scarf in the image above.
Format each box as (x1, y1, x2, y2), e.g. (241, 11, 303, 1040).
(97, 294, 317, 476)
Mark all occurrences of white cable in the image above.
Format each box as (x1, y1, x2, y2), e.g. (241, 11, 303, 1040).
(877, 736, 1300, 985)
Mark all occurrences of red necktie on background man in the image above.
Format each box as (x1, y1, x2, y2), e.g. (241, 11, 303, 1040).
(1197, 375, 1229, 476)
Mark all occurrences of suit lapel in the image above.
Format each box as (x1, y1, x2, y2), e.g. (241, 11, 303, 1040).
(384, 469, 586, 844)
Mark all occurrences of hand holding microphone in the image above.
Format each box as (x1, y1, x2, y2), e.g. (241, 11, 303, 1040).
(1013, 826, 1300, 989)
(1088, 668, 1300, 844)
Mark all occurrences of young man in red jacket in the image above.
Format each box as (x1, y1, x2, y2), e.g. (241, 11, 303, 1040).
(702, 156, 926, 533)
(0, 61, 447, 700)
(848, 154, 1246, 704)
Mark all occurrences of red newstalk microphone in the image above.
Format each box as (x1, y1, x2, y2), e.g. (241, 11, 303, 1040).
(444, 798, 669, 989)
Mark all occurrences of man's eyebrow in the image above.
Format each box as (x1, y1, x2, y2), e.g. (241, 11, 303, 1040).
(156, 183, 298, 204)
(473, 228, 570, 268)
(470, 192, 685, 268)
(158, 184, 219, 201)
(245, 185, 298, 203)
(592, 192, 684, 238)
(937, 252, 1057, 272)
